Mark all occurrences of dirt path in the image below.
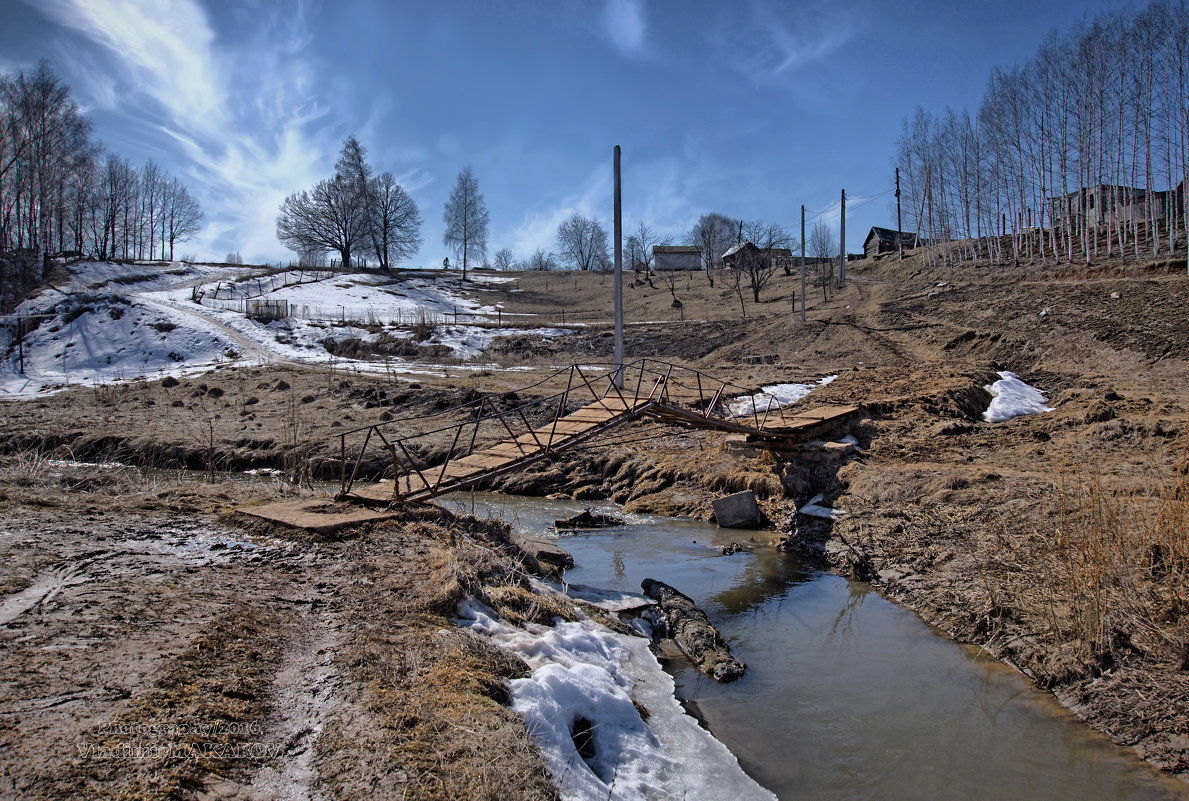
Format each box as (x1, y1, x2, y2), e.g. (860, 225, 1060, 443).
(0, 479, 556, 800)
(134, 293, 282, 366)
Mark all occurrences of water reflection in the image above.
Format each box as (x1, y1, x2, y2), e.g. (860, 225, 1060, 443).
(440, 492, 1189, 801)
(826, 580, 870, 643)
(612, 549, 625, 582)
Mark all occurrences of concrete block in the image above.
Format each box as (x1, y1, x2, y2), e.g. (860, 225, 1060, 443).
(712, 490, 762, 528)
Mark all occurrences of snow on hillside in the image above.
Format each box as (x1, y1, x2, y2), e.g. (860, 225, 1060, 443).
(0, 292, 238, 396)
(983, 371, 1053, 422)
(0, 261, 570, 398)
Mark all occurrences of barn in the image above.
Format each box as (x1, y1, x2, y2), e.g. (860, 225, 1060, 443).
(653, 245, 703, 271)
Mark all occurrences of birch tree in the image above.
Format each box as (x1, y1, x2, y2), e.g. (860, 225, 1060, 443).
(442, 165, 489, 280)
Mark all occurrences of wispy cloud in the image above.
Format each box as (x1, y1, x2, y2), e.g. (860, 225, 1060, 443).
(35, 0, 222, 127)
(507, 166, 612, 257)
(725, 1, 861, 79)
(27, 0, 347, 262)
(599, 0, 649, 56)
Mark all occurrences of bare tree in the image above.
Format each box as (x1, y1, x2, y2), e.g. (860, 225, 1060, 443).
(808, 221, 836, 301)
(687, 212, 734, 287)
(0, 58, 203, 278)
(2, 61, 91, 275)
(526, 247, 558, 270)
(493, 247, 514, 270)
(276, 174, 364, 269)
(276, 137, 419, 271)
(163, 178, 202, 260)
(335, 136, 377, 259)
(555, 213, 609, 271)
(442, 165, 489, 280)
(369, 171, 421, 269)
(624, 221, 669, 272)
(624, 234, 647, 273)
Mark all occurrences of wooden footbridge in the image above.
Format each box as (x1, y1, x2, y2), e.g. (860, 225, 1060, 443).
(335, 359, 856, 506)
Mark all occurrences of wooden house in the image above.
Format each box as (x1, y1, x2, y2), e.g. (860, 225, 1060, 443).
(721, 242, 794, 272)
(652, 245, 703, 271)
(863, 227, 921, 258)
(1048, 184, 1184, 230)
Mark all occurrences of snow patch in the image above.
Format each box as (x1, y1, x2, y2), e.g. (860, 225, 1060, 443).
(729, 375, 837, 417)
(799, 492, 847, 520)
(983, 371, 1053, 423)
(556, 582, 654, 613)
(455, 599, 775, 801)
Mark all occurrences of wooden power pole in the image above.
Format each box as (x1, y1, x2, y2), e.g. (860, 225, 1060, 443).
(800, 205, 806, 324)
(613, 145, 624, 387)
(838, 188, 846, 286)
(896, 167, 903, 260)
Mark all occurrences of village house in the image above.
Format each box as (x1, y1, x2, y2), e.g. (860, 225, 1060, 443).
(720, 242, 794, 272)
(863, 226, 922, 258)
(652, 245, 703, 271)
(1047, 184, 1184, 230)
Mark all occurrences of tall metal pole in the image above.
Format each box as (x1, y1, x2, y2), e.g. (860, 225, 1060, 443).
(613, 145, 624, 387)
(800, 205, 806, 324)
(896, 167, 903, 260)
(838, 188, 846, 286)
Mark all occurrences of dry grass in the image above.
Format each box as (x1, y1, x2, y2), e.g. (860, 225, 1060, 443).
(0, 451, 309, 516)
(1049, 449, 1189, 669)
(317, 520, 561, 801)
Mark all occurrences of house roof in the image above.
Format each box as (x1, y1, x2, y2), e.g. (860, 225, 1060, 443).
(721, 241, 754, 260)
(864, 226, 919, 246)
(653, 245, 701, 254)
(722, 241, 793, 262)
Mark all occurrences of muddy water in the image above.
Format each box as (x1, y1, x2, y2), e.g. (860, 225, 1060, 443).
(440, 492, 1189, 801)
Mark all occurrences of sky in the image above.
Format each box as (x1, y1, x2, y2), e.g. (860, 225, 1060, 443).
(0, 0, 1138, 266)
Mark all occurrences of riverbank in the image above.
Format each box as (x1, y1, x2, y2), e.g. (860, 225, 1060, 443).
(2, 251, 1187, 793)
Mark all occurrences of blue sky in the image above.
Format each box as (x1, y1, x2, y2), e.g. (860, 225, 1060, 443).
(1, 0, 1134, 265)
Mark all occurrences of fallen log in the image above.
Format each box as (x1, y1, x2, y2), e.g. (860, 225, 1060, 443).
(641, 578, 745, 682)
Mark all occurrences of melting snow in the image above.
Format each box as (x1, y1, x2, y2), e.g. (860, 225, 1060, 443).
(456, 599, 775, 801)
(729, 375, 837, 417)
(1, 261, 576, 397)
(799, 492, 847, 520)
(983, 371, 1053, 422)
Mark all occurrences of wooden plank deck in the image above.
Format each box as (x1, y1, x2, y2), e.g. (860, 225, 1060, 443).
(350, 397, 653, 503)
(348, 400, 860, 504)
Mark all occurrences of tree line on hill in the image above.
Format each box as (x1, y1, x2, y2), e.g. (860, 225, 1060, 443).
(275, 137, 825, 311)
(898, 0, 1189, 268)
(0, 60, 204, 300)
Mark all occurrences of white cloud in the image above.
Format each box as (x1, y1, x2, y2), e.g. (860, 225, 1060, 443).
(35, 0, 222, 127)
(730, 1, 860, 79)
(600, 0, 648, 56)
(26, 0, 355, 263)
(507, 166, 612, 257)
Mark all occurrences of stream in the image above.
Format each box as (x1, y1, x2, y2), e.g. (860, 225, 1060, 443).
(439, 491, 1189, 801)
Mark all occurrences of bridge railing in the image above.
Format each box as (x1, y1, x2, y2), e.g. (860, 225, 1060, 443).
(336, 359, 794, 499)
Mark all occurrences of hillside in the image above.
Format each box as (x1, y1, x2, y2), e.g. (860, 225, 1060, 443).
(2, 250, 1189, 794)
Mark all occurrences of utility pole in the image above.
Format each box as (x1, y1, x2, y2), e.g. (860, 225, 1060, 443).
(800, 205, 806, 324)
(838, 188, 846, 286)
(613, 145, 624, 388)
(896, 167, 903, 260)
